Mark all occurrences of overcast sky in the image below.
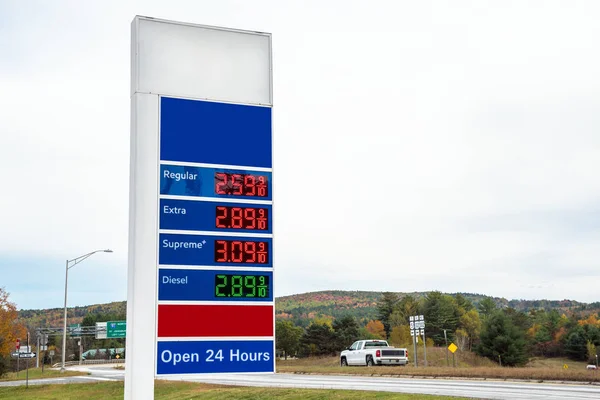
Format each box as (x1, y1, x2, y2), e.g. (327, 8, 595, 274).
(1, 0, 599, 310)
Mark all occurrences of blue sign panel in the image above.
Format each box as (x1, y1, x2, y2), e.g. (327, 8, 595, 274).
(159, 233, 272, 267)
(157, 95, 274, 375)
(158, 269, 273, 302)
(160, 164, 272, 201)
(160, 97, 272, 168)
(157, 340, 274, 374)
(160, 199, 272, 234)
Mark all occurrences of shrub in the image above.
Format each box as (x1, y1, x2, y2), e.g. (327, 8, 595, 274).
(0, 355, 9, 378)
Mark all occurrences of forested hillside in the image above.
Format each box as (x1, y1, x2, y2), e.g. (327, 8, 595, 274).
(275, 291, 600, 367)
(18, 301, 126, 329)
(274, 290, 595, 328)
(17, 290, 597, 331)
(15, 290, 600, 367)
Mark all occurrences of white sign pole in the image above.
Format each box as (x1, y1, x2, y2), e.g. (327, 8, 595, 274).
(127, 16, 272, 399)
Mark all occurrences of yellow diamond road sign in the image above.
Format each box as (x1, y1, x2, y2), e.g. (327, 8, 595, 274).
(448, 343, 458, 353)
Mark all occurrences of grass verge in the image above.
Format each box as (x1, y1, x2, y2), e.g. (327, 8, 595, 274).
(276, 355, 600, 383)
(0, 380, 468, 399)
(0, 368, 85, 382)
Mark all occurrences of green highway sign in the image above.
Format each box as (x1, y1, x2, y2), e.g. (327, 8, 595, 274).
(69, 323, 81, 335)
(107, 320, 126, 338)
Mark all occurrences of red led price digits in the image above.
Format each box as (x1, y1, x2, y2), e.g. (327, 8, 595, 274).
(214, 240, 269, 264)
(215, 173, 268, 197)
(215, 206, 268, 230)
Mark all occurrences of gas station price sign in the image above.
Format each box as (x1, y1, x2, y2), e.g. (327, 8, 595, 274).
(155, 95, 274, 376)
(159, 233, 272, 267)
(215, 172, 269, 197)
(160, 199, 272, 233)
(215, 273, 269, 298)
(128, 16, 274, 395)
(160, 165, 272, 201)
(158, 269, 273, 302)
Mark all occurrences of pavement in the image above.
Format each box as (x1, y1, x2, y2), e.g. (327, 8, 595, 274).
(0, 365, 125, 387)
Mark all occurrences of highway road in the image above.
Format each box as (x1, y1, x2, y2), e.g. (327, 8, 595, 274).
(0, 365, 124, 387)
(2, 365, 600, 400)
(181, 373, 600, 399)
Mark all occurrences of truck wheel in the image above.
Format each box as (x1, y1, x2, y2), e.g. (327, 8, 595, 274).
(340, 357, 348, 367)
(366, 356, 374, 367)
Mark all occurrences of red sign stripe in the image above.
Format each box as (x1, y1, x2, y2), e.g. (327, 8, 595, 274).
(158, 304, 273, 337)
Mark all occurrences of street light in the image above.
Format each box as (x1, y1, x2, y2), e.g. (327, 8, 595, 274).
(60, 249, 112, 372)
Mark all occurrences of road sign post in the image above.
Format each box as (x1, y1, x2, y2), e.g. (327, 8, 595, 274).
(443, 329, 449, 367)
(448, 342, 458, 367)
(26, 331, 29, 388)
(127, 16, 273, 399)
(409, 316, 417, 367)
(410, 315, 426, 367)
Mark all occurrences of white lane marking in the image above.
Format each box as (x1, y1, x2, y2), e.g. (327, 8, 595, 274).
(77, 376, 115, 381)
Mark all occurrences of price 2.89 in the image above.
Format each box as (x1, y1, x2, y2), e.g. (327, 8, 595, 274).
(215, 206, 268, 230)
(214, 274, 270, 298)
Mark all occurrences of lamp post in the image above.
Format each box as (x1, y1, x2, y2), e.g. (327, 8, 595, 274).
(60, 249, 112, 373)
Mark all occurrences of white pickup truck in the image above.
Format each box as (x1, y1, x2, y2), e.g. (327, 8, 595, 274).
(340, 339, 409, 367)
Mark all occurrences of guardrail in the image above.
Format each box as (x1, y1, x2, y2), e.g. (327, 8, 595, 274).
(51, 359, 125, 368)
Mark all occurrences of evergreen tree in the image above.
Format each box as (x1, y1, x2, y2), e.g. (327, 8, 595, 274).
(565, 326, 587, 361)
(275, 320, 303, 359)
(476, 310, 528, 366)
(477, 297, 497, 320)
(299, 322, 338, 356)
(389, 295, 421, 329)
(332, 315, 360, 350)
(423, 291, 460, 345)
(377, 292, 399, 338)
(454, 294, 474, 313)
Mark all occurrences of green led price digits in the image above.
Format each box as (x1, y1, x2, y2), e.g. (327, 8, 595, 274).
(215, 274, 269, 298)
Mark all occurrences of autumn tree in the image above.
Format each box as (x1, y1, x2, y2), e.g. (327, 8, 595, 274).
(527, 309, 564, 357)
(0, 287, 26, 376)
(587, 340, 597, 364)
(0, 287, 26, 356)
(459, 309, 482, 351)
(454, 328, 469, 351)
(388, 325, 411, 348)
(365, 320, 386, 339)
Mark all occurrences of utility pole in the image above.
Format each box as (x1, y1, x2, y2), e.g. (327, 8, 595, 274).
(16, 338, 20, 377)
(26, 331, 30, 388)
(443, 329, 449, 367)
(36, 335, 40, 368)
(422, 330, 428, 367)
(78, 339, 83, 365)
